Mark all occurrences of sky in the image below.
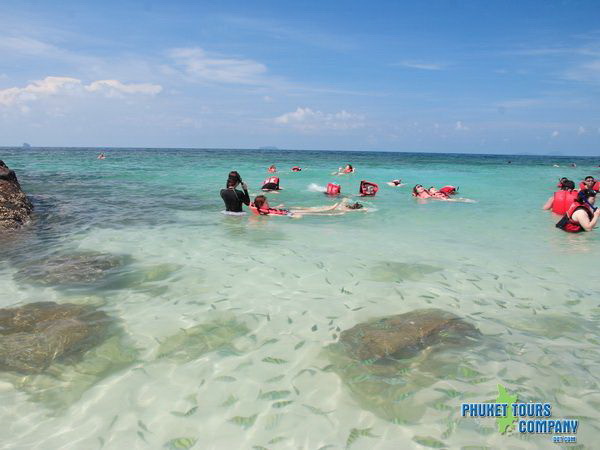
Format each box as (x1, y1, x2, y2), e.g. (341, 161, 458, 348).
(0, 0, 599, 155)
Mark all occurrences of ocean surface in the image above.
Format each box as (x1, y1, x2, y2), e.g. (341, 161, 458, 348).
(1, 147, 599, 449)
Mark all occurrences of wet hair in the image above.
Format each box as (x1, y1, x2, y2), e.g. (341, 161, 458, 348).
(585, 176, 594, 182)
(577, 189, 597, 203)
(254, 195, 267, 209)
(226, 171, 242, 188)
(412, 184, 423, 195)
(561, 180, 575, 190)
(347, 164, 353, 170)
(346, 202, 363, 209)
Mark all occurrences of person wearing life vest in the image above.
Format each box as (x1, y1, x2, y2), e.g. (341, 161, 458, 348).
(556, 189, 600, 233)
(412, 184, 432, 198)
(251, 195, 291, 216)
(251, 195, 366, 217)
(359, 180, 378, 196)
(543, 179, 577, 214)
(220, 170, 250, 212)
(325, 183, 341, 196)
(261, 176, 281, 191)
(387, 179, 404, 187)
(291, 166, 302, 172)
(579, 176, 600, 192)
(438, 185, 457, 196)
(267, 164, 277, 173)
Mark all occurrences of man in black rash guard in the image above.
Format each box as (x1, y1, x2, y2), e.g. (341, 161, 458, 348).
(220, 171, 250, 212)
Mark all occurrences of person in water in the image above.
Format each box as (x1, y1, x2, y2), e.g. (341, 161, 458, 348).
(556, 189, 600, 232)
(543, 179, 577, 214)
(261, 176, 282, 191)
(579, 176, 600, 192)
(251, 195, 365, 217)
(413, 184, 474, 202)
(220, 170, 250, 213)
(267, 164, 277, 173)
(334, 164, 355, 175)
(97, 153, 106, 160)
(387, 179, 404, 187)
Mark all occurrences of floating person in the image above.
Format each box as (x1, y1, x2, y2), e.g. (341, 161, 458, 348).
(267, 164, 277, 173)
(438, 185, 458, 196)
(291, 166, 302, 172)
(570, 163, 577, 168)
(359, 180, 379, 196)
(543, 179, 577, 214)
(412, 184, 475, 202)
(386, 179, 405, 187)
(220, 170, 250, 213)
(97, 153, 106, 160)
(261, 176, 282, 191)
(555, 189, 600, 232)
(250, 195, 366, 217)
(333, 164, 355, 175)
(579, 176, 600, 192)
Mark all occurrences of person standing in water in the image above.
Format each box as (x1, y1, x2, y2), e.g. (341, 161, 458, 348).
(220, 171, 250, 213)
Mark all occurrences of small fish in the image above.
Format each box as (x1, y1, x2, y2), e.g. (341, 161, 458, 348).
(137, 431, 148, 443)
(258, 390, 291, 400)
(138, 420, 151, 433)
(272, 400, 293, 408)
(214, 375, 237, 382)
(311, 324, 318, 332)
(108, 415, 119, 429)
(229, 414, 258, 429)
(163, 437, 197, 449)
(294, 368, 317, 378)
(303, 404, 334, 416)
(412, 436, 446, 448)
(260, 338, 279, 347)
(171, 406, 198, 417)
(263, 356, 287, 364)
(287, 317, 293, 324)
(346, 427, 378, 448)
(351, 307, 364, 311)
(221, 395, 238, 407)
(266, 374, 285, 383)
(98, 437, 105, 448)
(294, 340, 305, 350)
(252, 446, 268, 450)
(268, 436, 287, 445)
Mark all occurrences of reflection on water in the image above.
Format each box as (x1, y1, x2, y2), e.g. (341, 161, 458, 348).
(0, 148, 599, 448)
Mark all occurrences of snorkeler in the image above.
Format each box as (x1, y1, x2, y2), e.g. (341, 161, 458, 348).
(555, 189, 600, 232)
(543, 179, 577, 215)
(261, 176, 282, 191)
(220, 170, 250, 213)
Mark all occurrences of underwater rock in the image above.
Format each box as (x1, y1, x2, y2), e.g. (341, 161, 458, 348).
(326, 309, 482, 423)
(156, 317, 250, 363)
(14, 251, 130, 287)
(339, 308, 481, 361)
(0, 160, 33, 230)
(0, 302, 111, 374)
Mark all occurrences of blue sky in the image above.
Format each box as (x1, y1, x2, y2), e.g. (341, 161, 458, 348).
(1, 0, 599, 154)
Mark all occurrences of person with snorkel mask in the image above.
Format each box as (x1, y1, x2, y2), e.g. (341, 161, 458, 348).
(220, 170, 250, 213)
(556, 189, 600, 232)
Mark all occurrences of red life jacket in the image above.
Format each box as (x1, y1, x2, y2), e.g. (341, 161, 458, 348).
(326, 183, 340, 196)
(291, 166, 302, 172)
(262, 176, 280, 189)
(551, 190, 578, 215)
(249, 203, 289, 216)
(579, 180, 600, 191)
(359, 180, 378, 196)
(439, 185, 456, 195)
(559, 202, 594, 233)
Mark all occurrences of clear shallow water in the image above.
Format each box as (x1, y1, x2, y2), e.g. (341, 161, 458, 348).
(1, 147, 599, 449)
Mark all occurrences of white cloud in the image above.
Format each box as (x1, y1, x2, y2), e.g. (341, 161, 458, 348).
(169, 47, 267, 84)
(455, 121, 469, 131)
(0, 76, 162, 107)
(578, 126, 586, 135)
(564, 60, 600, 84)
(495, 99, 542, 109)
(274, 107, 365, 131)
(397, 61, 445, 71)
(85, 79, 162, 96)
(551, 130, 560, 138)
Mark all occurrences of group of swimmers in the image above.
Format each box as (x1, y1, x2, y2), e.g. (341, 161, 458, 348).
(544, 176, 600, 232)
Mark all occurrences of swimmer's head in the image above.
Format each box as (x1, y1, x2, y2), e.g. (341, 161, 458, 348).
(577, 189, 597, 205)
(254, 194, 268, 209)
(392, 179, 401, 185)
(560, 180, 575, 190)
(413, 184, 425, 195)
(346, 202, 363, 210)
(227, 171, 242, 188)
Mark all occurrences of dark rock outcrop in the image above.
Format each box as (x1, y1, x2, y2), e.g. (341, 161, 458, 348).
(0, 160, 33, 229)
(0, 302, 112, 373)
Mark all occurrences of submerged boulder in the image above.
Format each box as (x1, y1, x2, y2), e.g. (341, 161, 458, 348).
(339, 308, 480, 361)
(0, 160, 33, 230)
(327, 309, 482, 423)
(14, 251, 130, 287)
(0, 302, 112, 373)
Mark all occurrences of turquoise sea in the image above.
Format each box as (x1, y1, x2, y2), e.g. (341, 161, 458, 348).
(1, 147, 599, 449)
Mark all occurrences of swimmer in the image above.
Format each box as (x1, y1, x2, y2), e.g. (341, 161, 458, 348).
(413, 184, 475, 203)
(556, 189, 600, 232)
(387, 179, 405, 187)
(543, 179, 577, 214)
(97, 153, 106, 160)
(267, 164, 277, 173)
(252, 195, 367, 217)
(261, 176, 282, 192)
(333, 164, 355, 175)
(291, 166, 302, 172)
(578, 176, 600, 192)
(220, 170, 250, 213)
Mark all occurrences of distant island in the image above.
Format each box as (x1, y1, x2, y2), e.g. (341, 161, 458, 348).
(22, 143, 31, 149)
(258, 146, 279, 150)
